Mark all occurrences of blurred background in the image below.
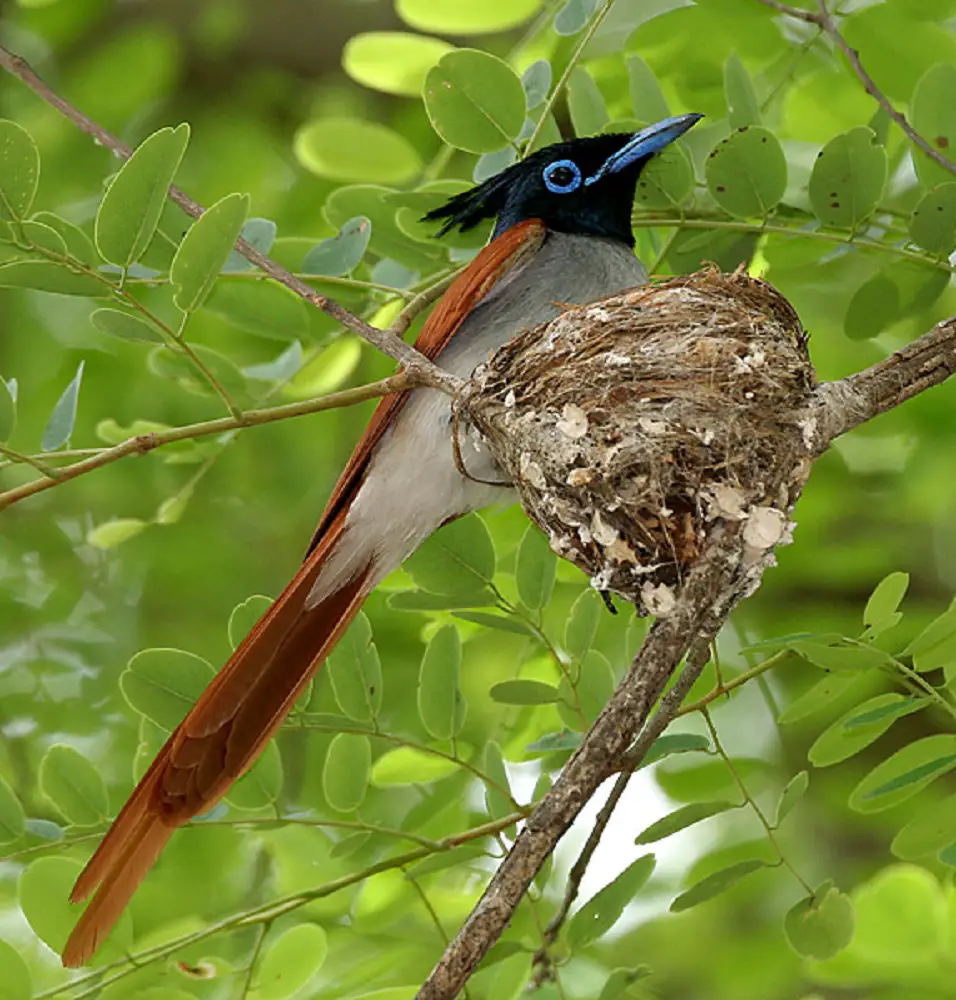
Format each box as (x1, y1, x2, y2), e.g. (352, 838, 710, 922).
(2, 1, 956, 998)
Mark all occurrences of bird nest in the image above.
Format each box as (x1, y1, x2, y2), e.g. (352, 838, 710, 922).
(461, 267, 816, 615)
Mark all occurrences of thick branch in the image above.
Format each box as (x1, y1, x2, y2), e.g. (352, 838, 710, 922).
(754, 0, 956, 177)
(0, 372, 416, 511)
(808, 315, 956, 450)
(415, 528, 742, 1000)
(0, 45, 461, 395)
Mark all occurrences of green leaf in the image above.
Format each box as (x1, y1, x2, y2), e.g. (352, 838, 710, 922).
(41, 361, 84, 452)
(0, 260, 108, 297)
(705, 127, 787, 218)
(87, 518, 148, 549)
(94, 124, 189, 268)
(910, 63, 956, 188)
(302, 217, 372, 277)
(634, 141, 694, 210)
(327, 612, 383, 722)
(843, 697, 925, 730)
(452, 611, 534, 635)
(909, 183, 956, 255)
(808, 127, 887, 230)
(784, 882, 855, 961)
(38, 745, 109, 826)
(90, 307, 164, 343)
(223, 217, 277, 272)
(724, 53, 761, 128)
(598, 967, 652, 1000)
(905, 604, 956, 659)
(791, 640, 891, 672)
(389, 590, 494, 611)
(483, 741, 513, 820)
(343, 31, 453, 97)
(404, 513, 496, 599)
(777, 672, 860, 724)
(525, 730, 581, 754)
(31, 212, 96, 266)
(294, 119, 422, 185)
(656, 757, 769, 803)
(558, 650, 614, 730)
(774, 771, 809, 826)
(227, 594, 272, 651)
(844, 272, 899, 341)
(20, 856, 132, 962)
(670, 859, 768, 912)
(489, 679, 561, 705)
(555, 0, 598, 35)
(206, 277, 310, 341)
(568, 855, 656, 948)
(397, 0, 542, 35)
(0, 376, 16, 443)
(323, 733, 371, 813)
(252, 924, 328, 999)
(642, 733, 711, 766)
(228, 741, 283, 810)
(171, 192, 249, 312)
(522, 60, 552, 109)
(18, 219, 67, 256)
(809, 694, 914, 767)
(515, 524, 556, 611)
(850, 735, 956, 812)
(567, 68, 608, 137)
(636, 801, 738, 845)
(371, 746, 458, 786)
(0, 120, 40, 221)
(625, 56, 669, 121)
(0, 938, 30, 1000)
(891, 795, 956, 860)
(564, 589, 602, 661)
(120, 647, 215, 731)
(243, 342, 303, 384)
(418, 624, 464, 741)
(0, 774, 25, 844)
(423, 50, 525, 153)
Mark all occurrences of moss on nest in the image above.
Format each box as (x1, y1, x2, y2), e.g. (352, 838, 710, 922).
(463, 267, 816, 614)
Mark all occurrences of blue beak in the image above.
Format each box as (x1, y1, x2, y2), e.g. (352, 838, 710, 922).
(585, 113, 704, 186)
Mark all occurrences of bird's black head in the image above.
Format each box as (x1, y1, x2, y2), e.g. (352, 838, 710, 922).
(423, 114, 703, 247)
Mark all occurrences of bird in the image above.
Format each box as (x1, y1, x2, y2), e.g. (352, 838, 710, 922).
(61, 112, 703, 967)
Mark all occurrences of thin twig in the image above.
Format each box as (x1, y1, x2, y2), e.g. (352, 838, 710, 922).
(0, 372, 417, 510)
(753, 0, 956, 177)
(0, 43, 461, 394)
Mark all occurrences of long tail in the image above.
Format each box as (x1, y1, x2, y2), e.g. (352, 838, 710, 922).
(61, 516, 371, 967)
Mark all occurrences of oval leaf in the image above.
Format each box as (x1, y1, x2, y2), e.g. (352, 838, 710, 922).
(0, 774, 25, 845)
(397, 0, 542, 35)
(636, 801, 738, 846)
(784, 882, 854, 961)
(94, 124, 189, 268)
(910, 63, 956, 189)
(568, 854, 656, 948)
(253, 923, 328, 999)
(670, 859, 768, 912)
(418, 624, 464, 740)
(41, 361, 84, 452)
(0, 261, 107, 297)
(515, 524, 556, 611)
(483, 741, 513, 820)
(343, 31, 453, 97)
(120, 647, 215, 731)
(294, 119, 421, 185)
(302, 217, 372, 277)
(0, 119, 40, 221)
(371, 746, 458, 786)
(171, 192, 250, 312)
(404, 513, 496, 599)
(228, 741, 284, 810)
(38, 745, 109, 826)
(91, 307, 164, 343)
(706, 126, 787, 218)
(724, 53, 761, 128)
(0, 937, 30, 1000)
(844, 272, 899, 341)
(850, 734, 956, 813)
(87, 518, 148, 549)
(909, 183, 956, 255)
(774, 770, 809, 826)
(323, 733, 372, 813)
(490, 679, 561, 705)
(809, 127, 887, 230)
(424, 50, 525, 153)
(564, 589, 602, 661)
(206, 277, 310, 341)
(809, 693, 914, 767)
(327, 612, 383, 722)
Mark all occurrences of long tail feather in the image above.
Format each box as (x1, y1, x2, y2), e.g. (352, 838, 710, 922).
(62, 517, 371, 967)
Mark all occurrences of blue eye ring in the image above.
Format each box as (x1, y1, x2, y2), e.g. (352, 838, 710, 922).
(542, 158, 582, 194)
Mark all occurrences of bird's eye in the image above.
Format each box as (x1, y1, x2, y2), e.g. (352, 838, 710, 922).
(542, 159, 582, 194)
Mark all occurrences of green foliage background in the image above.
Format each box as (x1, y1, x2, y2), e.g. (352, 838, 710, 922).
(2, 0, 956, 998)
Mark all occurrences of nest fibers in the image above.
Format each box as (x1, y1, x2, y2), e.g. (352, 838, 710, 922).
(461, 267, 817, 616)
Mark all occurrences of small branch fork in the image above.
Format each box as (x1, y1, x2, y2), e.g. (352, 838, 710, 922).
(0, 44, 462, 395)
(754, 0, 956, 178)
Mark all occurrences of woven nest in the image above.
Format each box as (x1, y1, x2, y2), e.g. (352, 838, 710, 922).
(462, 267, 816, 615)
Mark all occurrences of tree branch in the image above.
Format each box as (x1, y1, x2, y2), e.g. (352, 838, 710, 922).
(0, 372, 417, 511)
(415, 307, 956, 999)
(0, 44, 462, 395)
(753, 0, 956, 177)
